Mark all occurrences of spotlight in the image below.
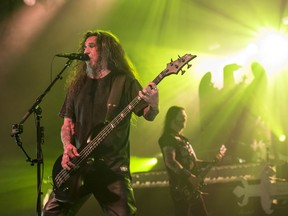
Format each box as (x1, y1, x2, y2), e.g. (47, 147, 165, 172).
(279, 135, 286, 142)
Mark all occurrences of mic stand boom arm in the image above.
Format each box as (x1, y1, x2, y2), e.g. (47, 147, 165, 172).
(11, 59, 73, 216)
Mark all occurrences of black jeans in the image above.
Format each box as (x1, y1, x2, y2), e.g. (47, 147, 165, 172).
(42, 175, 137, 216)
(170, 187, 208, 216)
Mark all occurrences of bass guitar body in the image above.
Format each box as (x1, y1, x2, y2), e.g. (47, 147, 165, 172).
(52, 123, 105, 203)
(52, 154, 91, 203)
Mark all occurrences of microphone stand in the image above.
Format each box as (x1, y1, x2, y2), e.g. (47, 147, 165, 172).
(11, 59, 73, 216)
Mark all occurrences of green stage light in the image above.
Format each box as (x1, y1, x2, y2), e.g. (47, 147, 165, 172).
(130, 156, 158, 173)
(279, 135, 286, 142)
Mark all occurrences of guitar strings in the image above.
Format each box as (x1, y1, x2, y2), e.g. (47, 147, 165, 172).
(54, 96, 142, 188)
(54, 72, 168, 186)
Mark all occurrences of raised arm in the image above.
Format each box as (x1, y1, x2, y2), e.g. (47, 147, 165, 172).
(139, 82, 159, 121)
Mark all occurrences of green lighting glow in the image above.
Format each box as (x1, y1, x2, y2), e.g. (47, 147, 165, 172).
(130, 156, 158, 173)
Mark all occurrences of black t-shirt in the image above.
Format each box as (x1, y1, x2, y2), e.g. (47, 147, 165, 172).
(158, 130, 197, 186)
(59, 72, 146, 174)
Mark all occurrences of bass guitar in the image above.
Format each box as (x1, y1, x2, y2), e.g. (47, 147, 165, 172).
(52, 54, 197, 203)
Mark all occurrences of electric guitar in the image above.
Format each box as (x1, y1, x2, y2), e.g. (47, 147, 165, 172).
(52, 54, 197, 203)
(179, 145, 227, 200)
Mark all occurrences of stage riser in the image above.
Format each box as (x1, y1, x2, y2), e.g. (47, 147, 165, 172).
(78, 183, 288, 216)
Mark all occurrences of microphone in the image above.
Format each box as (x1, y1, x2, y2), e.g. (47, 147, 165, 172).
(55, 53, 90, 61)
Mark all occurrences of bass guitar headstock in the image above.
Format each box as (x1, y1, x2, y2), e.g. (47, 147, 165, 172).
(165, 54, 197, 76)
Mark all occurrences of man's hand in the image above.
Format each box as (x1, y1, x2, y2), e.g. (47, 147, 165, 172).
(139, 82, 159, 109)
(187, 174, 201, 188)
(61, 143, 80, 170)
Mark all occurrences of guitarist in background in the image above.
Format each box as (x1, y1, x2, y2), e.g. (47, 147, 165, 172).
(158, 106, 225, 216)
(42, 30, 159, 216)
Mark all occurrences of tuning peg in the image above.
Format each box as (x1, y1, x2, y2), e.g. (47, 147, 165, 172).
(187, 64, 192, 69)
(177, 55, 184, 62)
(181, 69, 186, 75)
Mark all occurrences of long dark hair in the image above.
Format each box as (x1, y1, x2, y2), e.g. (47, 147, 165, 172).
(65, 30, 139, 95)
(162, 106, 185, 134)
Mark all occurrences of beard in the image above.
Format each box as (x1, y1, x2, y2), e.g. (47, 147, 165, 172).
(86, 59, 104, 76)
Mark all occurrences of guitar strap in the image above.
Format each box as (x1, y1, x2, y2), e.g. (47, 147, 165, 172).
(105, 74, 126, 122)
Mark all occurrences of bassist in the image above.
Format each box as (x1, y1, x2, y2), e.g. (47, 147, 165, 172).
(42, 30, 159, 216)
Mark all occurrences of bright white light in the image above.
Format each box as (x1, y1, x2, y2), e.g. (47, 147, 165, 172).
(245, 43, 258, 56)
(149, 158, 158, 166)
(279, 135, 286, 142)
(246, 29, 288, 75)
(260, 32, 287, 54)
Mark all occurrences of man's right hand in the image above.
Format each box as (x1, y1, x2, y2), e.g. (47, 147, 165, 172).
(61, 143, 80, 170)
(187, 174, 201, 189)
